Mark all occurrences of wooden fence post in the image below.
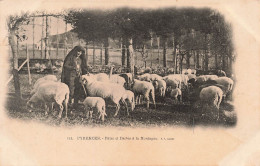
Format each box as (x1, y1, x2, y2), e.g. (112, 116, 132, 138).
(26, 44, 31, 85)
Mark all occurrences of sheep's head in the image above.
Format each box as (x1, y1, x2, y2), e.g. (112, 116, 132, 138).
(26, 100, 33, 112)
(81, 75, 95, 85)
(152, 80, 159, 90)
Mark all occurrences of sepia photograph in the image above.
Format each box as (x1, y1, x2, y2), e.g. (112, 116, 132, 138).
(0, 0, 259, 165)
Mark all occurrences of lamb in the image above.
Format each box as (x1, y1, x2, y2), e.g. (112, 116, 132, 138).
(121, 90, 135, 115)
(137, 73, 162, 82)
(199, 86, 223, 120)
(119, 73, 133, 89)
(82, 97, 107, 121)
(153, 79, 166, 98)
(164, 77, 180, 90)
(214, 77, 234, 97)
(132, 79, 156, 109)
(163, 74, 188, 90)
(30, 75, 58, 95)
(27, 81, 69, 119)
(170, 88, 182, 103)
(81, 75, 127, 117)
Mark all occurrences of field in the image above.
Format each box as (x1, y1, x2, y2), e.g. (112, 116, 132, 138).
(5, 73, 237, 128)
(5, 48, 236, 128)
(17, 47, 217, 69)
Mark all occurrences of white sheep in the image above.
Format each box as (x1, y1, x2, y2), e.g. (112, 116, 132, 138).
(187, 74, 196, 80)
(170, 88, 182, 103)
(81, 75, 127, 117)
(31, 75, 58, 95)
(163, 74, 188, 89)
(203, 75, 218, 81)
(109, 74, 126, 87)
(150, 74, 163, 81)
(132, 79, 156, 109)
(164, 78, 180, 90)
(83, 73, 125, 87)
(121, 90, 135, 115)
(93, 73, 110, 82)
(137, 73, 151, 81)
(199, 85, 223, 120)
(27, 81, 69, 119)
(153, 79, 166, 98)
(119, 73, 133, 89)
(214, 77, 234, 97)
(82, 97, 107, 121)
(137, 73, 162, 82)
(182, 69, 192, 75)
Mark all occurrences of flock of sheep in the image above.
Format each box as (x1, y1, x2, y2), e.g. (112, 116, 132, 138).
(26, 67, 234, 122)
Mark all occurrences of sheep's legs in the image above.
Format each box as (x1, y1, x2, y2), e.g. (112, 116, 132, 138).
(114, 103, 120, 117)
(86, 107, 90, 119)
(57, 104, 64, 119)
(44, 103, 49, 116)
(145, 97, 150, 109)
(151, 94, 156, 110)
(90, 109, 93, 119)
(122, 100, 129, 116)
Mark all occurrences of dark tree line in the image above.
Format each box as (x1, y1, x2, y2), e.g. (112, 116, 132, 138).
(7, 8, 234, 99)
(64, 7, 234, 75)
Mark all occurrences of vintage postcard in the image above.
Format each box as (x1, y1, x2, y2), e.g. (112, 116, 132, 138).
(0, 0, 260, 165)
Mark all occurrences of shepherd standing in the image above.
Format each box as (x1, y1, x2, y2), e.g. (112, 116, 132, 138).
(61, 45, 88, 108)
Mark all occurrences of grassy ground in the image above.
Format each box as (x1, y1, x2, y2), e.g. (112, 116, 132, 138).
(5, 73, 237, 128)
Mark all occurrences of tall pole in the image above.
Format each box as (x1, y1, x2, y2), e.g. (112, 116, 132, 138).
(26, 43, 31, 85)
(100, 44, 103, 65)
(45, 15, 49, 59)
(150, 36, 153, 67)
(64, 22, 67, 58)
(56, 17, 59, 59)
(41, 16, 44, 59)
(157, 37, 160, 67)
(32, 17, 35, 58)
(93, 41, 95, 66)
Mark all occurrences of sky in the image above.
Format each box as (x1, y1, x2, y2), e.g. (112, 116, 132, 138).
(20, 16, 73, 45)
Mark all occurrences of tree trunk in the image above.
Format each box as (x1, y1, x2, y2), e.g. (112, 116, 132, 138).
(93, 41, 95, 66)
(162, 37, 167, 68)
(229, 56, 233, 75)
(104, 38, 109, 65)
(126, 38, 135, 76)
(9, 30, 21, 99)
(186, 51, 191, 68)
(100, 44, 103, 65)
(121, 37, 126, 66)
(179, 54, 184, 74)
(45, 16, 49, 59)
(157, 37, 160, 66)
(222, 53, 225, 71)
(215, 52, 218, 69)
(173, 35, 177, 71)
(126, 42, 130, 69)
(85, 43, 89, 65)
(193, 50, 196, 69)
(204, 34, 209, 71)
(196, 50, 200, 69)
